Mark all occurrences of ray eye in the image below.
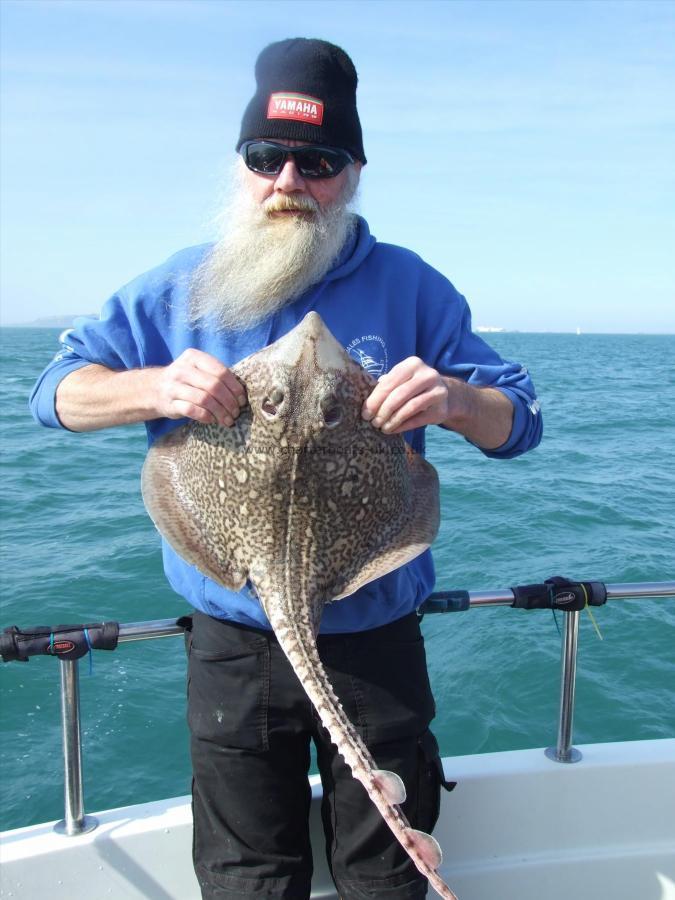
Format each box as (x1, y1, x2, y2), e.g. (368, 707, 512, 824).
(262, 388, 284, 418)
(323, 405, 342, 427)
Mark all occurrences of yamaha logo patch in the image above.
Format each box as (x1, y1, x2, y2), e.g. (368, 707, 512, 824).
(267, 92, 324, 125)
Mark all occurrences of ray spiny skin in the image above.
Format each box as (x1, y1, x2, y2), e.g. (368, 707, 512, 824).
(142, 313, 457, 899)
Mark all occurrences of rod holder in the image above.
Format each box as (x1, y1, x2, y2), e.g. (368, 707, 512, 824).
(545, 610, 582, 763)
(53, 658, 98, 836)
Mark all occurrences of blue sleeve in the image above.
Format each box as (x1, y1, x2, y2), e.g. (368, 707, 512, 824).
(29, 291, 145, 430)
(419, 278, 542, 460)
(29, 244, 210, 430)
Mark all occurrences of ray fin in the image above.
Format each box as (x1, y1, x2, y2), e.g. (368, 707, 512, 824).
(373, 769, 407, 805)
(406, 827, 443, 869)
(331, 446, 440, 601)
(141, 424, 248, 591)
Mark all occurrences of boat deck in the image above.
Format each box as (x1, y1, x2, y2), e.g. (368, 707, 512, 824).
(2, 739, 674, 900)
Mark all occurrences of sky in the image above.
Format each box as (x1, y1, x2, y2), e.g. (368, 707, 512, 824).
(1, 0, 673, 332)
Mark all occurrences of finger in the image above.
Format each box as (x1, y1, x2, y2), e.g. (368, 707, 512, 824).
(371, 369, 442, 430)
(378, 389, 442, 434)
(170, 400, 219, 425)
(173, 366, 245, 421)
(180, 349, 247, 409)
(193, 358, 247, 409)
(361, 358, 424, 421)
(362, 374, 407, 421)
(380, 409, 438, 435)
(170, 385, 235, 426)
(180, 347, 230, 375)
(368, 391, 407, 428)
(361, 382, 387, 421)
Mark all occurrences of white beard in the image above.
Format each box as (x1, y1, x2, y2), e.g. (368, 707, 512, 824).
(189, 161, 360, 332)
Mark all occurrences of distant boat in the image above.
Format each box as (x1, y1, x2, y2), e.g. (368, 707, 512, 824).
(576, 327, 582, 335)
(476, 326, 505, 333)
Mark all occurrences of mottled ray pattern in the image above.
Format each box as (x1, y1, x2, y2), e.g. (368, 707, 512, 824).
(142, 312, 457, 899)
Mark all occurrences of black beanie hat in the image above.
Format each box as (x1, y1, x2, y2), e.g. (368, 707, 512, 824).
(237, 38, 366, 164)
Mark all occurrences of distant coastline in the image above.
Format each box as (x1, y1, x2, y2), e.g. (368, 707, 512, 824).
(0, 318, 673, 336)
(2, 315, 96, 329)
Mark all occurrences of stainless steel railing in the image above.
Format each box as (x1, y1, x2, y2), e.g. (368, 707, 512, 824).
(48, 580, 675, 836)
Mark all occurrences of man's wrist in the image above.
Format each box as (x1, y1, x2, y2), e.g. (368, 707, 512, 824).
(439, 377, 474, 432)
(55, 364, 166, 431)
(438, 378, 514, 449)
(131, 367, 165, 421)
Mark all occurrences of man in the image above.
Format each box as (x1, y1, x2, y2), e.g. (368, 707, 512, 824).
(31, 38, 542, 900)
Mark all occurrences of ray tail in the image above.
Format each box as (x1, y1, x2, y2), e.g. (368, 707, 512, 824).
(266, 607, 459, 900)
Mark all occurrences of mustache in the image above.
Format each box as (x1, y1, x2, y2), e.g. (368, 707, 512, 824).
(263, 193, 320, 216)
(188, 158, 361, 333)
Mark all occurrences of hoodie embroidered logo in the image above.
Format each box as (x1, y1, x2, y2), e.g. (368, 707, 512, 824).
(267, 92, 324, 125)
(346, 334, 389, 378)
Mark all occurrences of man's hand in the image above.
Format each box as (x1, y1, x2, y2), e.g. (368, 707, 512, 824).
(361, 357, 454, 434)
(55, 351, 247, 433)
(361, 356, 514, 450)
(154, 349, 247, 426)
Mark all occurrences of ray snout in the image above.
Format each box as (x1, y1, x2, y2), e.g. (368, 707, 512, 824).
(272, 312, 353, 373)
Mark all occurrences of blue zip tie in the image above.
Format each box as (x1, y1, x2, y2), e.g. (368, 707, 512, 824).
(83, 628, 93, 675)
(551, 608, 561, 638)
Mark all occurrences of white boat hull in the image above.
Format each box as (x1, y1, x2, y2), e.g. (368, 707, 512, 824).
(2, 739, 674, 900)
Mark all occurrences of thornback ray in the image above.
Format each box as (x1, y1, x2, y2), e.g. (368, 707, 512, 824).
(141, 311, 457, 899)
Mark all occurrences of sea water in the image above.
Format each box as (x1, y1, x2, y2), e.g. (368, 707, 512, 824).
(1, 327, 673, 831)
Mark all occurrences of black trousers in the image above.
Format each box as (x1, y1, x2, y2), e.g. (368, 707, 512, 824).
(185, 610, 447, 899)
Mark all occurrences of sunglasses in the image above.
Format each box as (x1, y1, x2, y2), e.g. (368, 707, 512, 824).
(239, 141, 355, 179)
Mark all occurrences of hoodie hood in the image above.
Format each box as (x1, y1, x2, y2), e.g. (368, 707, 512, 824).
(321, 215, 376, 283)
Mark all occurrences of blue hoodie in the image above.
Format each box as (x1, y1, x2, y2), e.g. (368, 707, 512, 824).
(30, 217, 542, 632)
